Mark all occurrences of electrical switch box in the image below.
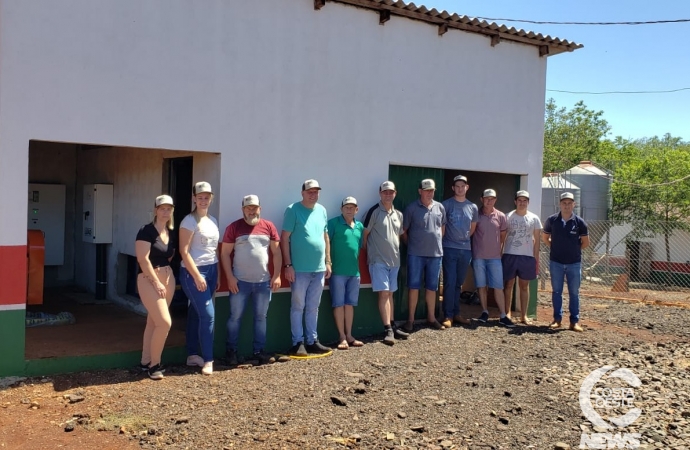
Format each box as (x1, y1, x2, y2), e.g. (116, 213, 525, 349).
(83, 184, 113, 244)
(28, 183, 66, 265)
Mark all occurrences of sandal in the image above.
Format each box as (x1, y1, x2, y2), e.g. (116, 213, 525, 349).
(337, 340, 349, 350)
(347, 339, 364, 348)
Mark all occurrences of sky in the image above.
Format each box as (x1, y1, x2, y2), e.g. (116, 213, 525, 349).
(425, 0, 690, 141)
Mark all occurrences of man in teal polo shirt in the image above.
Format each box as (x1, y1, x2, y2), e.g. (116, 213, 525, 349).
(281, 179, 332, 356)
(328, 197, 364, 350)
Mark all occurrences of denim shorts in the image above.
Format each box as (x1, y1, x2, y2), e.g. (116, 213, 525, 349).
(407, 255, 442, 291)
(472, 258, 503, 289)
(369, 263, 399, 292)
(330, 274, 361, 307)
(502, 254, 537, 281)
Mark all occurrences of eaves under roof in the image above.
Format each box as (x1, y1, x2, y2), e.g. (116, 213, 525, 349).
(317, 0, 583, 56)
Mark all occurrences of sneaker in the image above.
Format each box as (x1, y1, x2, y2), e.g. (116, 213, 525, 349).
(186, 355, 204, 367)
(569, 323, 584, 332)
(549, 321, 562, 329)
(453, 315, 471, 325)
(427, 320, 446, 330)
(225, 349, 239, 366)
(139, 362, 150, 372)
(390, 322, 410, 339)
(253, 351, 276, 365)
(147, 364, 164, 380)
(402, 322, 414, 333)
(383, 329, 395, 346)
(441, 318, 452, 328)
(289, 342, 308, 357)
(201, 361, 213, 375)
(475, 311, 489, 323)
(498, 316, 516, 328)
(305, 341, 331, 354)
(393, 328, 410, 340)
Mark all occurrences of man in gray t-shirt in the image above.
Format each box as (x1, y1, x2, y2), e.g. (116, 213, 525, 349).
(440, 175, 478, 328)
(402, 179, 446, 332)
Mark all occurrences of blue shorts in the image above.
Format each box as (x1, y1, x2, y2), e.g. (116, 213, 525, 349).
(502, 254, 537, 281)
(407, 255, 442, 291)
(369, 264, 399, 292)
(330, 275, 360, 307)
(472, 258, 503, 289)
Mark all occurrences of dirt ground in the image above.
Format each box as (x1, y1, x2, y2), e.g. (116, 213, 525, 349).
(1, 294, 689, 450)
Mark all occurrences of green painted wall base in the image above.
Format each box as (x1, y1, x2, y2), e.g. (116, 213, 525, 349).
(0, 309, 26, 377)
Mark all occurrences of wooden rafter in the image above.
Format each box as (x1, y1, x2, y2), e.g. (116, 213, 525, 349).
(379, 9, 390, 25)
(490, 35, 500, 47)
(314, 0, 326, 10)
(438, 23, 448, 36)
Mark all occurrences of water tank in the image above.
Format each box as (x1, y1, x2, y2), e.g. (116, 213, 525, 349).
(562, 161, 612, 221)
(541, 174, 581, 220)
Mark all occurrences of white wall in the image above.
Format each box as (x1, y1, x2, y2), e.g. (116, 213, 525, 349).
(0, 0, 547, 247)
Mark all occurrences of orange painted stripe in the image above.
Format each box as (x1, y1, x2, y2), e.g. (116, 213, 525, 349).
(0, 245, 27, 306)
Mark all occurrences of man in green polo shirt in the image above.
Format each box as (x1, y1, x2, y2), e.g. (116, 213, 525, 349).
(328, 197, 365, 350)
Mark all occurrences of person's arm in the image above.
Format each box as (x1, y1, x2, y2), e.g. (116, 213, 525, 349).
(270, 240, 282, 291)
(500, 230, 507, 253)
(324, 232, 332, 279)
(221, 242, 238, 294)
(469, 222, 477, 237)
(362, 228, 370, 250)
(581, 235, 590, 250)
(532, 229, 541, 259)
(281, 230, 294, 282)
(179, 227, 207, 292)
(541, 232, 551, 248)
(135, 240, 167, 298)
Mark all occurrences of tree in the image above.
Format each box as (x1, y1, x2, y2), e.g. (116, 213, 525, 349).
(611, 134, 690, 284)
(543, 99, 611, 174)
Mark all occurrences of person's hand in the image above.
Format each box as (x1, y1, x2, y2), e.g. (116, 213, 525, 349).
(227, 274, 239, 294)
(155, 281, 166, 298)
(325, 263, 332, 280)
(271, 275, 282, 292)
(285, 266, 295, 283)
(194, 276, 208, 292)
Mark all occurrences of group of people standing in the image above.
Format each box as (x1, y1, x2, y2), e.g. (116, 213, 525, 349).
(134, 176, 589, 380)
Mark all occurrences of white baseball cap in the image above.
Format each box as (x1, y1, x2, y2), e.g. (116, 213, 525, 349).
(420, 179, 436, 190)
(242, 195, 260, 207)
(302, 179, 321, 191)
(155, 195, 174, 207)
(193, 181, 213, 195)
(341, 196, 358, 207)
(380, 181, 396, 191)
(483, 189, 497, 198)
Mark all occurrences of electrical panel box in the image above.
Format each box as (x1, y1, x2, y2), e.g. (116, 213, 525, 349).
(28, 183, 66, 265)
(83, 184, 113, 244)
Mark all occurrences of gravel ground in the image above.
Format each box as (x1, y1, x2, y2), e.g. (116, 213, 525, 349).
(1, 293, 689, 450)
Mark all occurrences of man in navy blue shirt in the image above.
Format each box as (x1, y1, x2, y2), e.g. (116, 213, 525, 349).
(541, 192, 589, 332)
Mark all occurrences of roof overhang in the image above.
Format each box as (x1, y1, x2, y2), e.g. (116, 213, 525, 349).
(316, 0, 583, 56)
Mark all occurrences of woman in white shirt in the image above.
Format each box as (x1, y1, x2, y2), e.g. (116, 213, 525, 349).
(179, 181, 220, 375)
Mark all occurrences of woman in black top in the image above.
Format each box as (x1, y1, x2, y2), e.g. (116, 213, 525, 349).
(135, 195, 176, 380)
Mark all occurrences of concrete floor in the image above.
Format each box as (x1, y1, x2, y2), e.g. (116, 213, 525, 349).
(24, 288, 186, 360)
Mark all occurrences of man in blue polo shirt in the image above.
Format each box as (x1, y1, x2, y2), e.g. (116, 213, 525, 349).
(402, 178, 446, 332)
(542, 192, 590, 332)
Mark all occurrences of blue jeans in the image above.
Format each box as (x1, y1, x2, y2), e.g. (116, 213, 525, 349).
(407, 255, 442, 291)
(226, 280, 272, 354)
(180, 264, 218, 362)
(442, 247, 472, 318)
(290, 271, 325, 346)
(549, 260, 581, 324)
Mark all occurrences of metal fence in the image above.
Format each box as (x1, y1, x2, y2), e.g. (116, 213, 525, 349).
(539, 220, 690, 307)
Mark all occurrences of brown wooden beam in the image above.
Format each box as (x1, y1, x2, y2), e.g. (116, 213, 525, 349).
(314, 0, 326, 10)
(329, 0, 577, 55)
(438, 23, 448, 36)
(539, 45, 549, 57)
(490, 35, 500, 47)
(379, 10, 390, 25)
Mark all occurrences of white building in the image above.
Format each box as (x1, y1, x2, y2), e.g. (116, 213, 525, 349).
(0, 0, 581, 376)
